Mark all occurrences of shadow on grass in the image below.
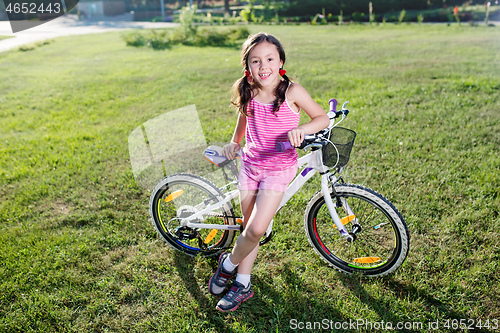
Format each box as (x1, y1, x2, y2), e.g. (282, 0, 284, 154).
(338, 275, 475, 332)
(255, 261, 351, 332)
(383, 278, 476, 321)
(254, 262, 346, 332)
(172, 250, 239, 333)
(172, 251, 346, 332)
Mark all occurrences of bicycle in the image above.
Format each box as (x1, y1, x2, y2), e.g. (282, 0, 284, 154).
(149, 99, 410, 277)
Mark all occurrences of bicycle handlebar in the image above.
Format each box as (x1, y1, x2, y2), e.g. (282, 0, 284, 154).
(276, 140, 307, 152)
(329, 99, 349, 119)
(276, 99, 350, 152)
(276, 139, 326, 152)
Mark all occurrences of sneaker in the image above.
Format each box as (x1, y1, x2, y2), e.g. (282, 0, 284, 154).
(216, 281, 254, 312)
(209, 252, 236, 296)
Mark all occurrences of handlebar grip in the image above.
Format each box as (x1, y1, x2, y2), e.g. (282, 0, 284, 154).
(276, 140, 309, 152)
(276, 141, 293, 152)
(329, 98, 338, 112)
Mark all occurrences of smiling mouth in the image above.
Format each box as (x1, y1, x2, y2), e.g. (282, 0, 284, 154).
(259, 73, 271, 78)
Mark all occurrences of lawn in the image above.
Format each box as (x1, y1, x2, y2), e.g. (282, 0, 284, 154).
(0, 24, 499, 332)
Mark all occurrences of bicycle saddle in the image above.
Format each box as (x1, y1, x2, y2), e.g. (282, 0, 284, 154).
(203, 145, 241, 167)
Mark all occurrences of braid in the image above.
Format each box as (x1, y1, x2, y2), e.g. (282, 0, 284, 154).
(272, 74, 291, 115)
(232, 75, 254, 116)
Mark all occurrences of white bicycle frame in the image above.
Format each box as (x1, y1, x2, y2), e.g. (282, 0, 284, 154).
(180, 101, 356, 241)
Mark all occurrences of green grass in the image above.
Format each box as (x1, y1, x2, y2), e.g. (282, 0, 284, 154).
(1, 24, 499, 332)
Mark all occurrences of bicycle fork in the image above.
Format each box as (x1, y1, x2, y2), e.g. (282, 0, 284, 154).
(321, 175, 356, 242)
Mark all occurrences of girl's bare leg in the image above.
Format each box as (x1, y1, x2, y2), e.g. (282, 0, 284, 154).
(236, 243, 259, 276)
(228, 189, 285, 271)
(224, 189, 257, 273)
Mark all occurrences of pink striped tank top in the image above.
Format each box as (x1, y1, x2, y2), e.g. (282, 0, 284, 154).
(242, 97, 301, 170)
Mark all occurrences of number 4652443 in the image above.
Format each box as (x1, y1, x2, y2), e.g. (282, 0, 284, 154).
(5, 2, 61, 14)
(444, 319, 499, 330)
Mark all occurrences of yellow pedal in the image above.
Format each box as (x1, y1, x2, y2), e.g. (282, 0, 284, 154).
(204, 229, 218, 244)
(353, 257, 382, 264)
(333, 215, 356, 229)
(164, 190, 184, 202)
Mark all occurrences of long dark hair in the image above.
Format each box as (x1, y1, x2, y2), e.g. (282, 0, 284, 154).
(232, 33, 291, 116)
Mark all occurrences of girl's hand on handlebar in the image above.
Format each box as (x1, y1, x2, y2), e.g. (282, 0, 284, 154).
(222, 142, 240, 160)
(287, 127, 306, 148)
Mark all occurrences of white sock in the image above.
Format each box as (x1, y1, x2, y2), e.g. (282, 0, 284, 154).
(223, 256, 238, 272)
(235, 274, 251, 288)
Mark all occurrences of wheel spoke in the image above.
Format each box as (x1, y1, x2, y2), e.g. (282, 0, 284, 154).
(306, 184, 409, 276)
(150, 174, 236, 257)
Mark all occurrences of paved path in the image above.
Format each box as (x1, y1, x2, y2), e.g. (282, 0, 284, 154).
(0, 15, 177, 52)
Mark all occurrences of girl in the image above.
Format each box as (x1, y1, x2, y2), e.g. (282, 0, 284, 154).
(209, 32, 329, 312)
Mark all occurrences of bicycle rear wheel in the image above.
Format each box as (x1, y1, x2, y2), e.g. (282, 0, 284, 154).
(304, 184, 409, 277)
(149, 173, 236, 257)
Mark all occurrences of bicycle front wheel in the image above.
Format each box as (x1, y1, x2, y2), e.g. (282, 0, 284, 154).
(304, 184, 409, 277)
(149, 173, 236, 257)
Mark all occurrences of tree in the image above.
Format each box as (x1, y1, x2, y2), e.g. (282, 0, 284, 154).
(224, 0, 229, 13)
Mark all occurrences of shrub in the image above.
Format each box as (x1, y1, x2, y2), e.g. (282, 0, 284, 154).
(123, 32, 146, 47)
(148, 38, 171, 50)
(122, 30, 171, 50)
(193, 29, 228, 46)
(179, 5, 197, 38)
(351, 12, 365, 22)
(227, 26, 250, 41)
(122, 26, 250, 50)
(147, 31, 171, 50)
(398, 9, 406, 23)
(193, 26, 250, 47)
(169, 28, 188, 45)
(240, 7, 255, 23)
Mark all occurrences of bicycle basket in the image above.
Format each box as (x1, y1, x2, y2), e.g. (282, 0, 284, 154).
(322, 127, 356, 169)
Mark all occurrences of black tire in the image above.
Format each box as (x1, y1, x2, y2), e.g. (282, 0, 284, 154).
(304, 184, 409, 277)
(149, 174, 235, 257)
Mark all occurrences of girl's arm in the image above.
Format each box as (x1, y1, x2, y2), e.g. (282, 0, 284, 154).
(222, 113, 247, 160)
(287, 83, 330, 147)
(231, 113, 247, 145)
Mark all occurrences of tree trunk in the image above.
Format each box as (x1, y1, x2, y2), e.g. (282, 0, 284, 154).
(224, 0, 230, 13)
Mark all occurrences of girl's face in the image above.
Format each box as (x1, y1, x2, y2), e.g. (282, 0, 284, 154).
(247, 41, 283, 89)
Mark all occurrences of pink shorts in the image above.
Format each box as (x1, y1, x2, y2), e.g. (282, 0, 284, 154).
(237, 161, 298, 193)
